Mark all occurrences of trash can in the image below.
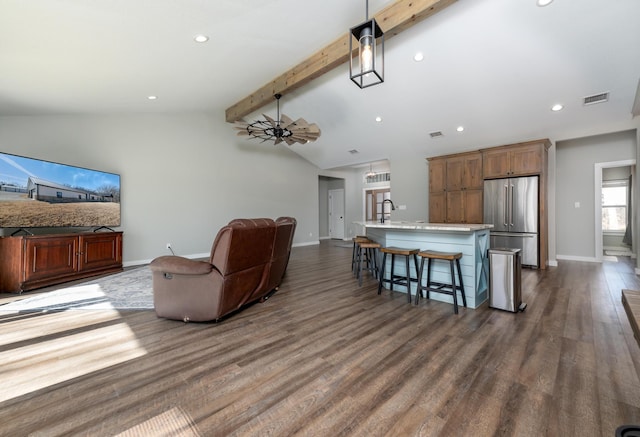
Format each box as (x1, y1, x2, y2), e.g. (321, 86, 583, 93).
(488, 248, 525, 312)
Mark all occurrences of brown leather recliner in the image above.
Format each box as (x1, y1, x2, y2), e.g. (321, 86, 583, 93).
(149, 217, 296, 322)
(255, 216, 297, 301)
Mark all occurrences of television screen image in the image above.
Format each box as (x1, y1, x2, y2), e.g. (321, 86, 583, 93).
(0, 152, 121, 228)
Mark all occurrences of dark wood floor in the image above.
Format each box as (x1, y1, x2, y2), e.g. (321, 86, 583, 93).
(1, 241, 640, 436)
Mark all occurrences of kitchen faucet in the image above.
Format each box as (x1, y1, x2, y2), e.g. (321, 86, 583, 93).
(380, 199, 395, 223)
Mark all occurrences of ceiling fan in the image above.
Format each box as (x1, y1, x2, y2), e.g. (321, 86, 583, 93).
(233, 94, 321, 145)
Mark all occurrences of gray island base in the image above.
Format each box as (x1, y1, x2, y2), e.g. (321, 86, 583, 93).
(356, 221, 493, 309)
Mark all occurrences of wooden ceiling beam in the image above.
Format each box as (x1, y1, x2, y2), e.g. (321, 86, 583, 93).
(225, 0, 457, 122)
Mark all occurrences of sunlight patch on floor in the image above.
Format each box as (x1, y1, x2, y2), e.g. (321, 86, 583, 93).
(116, 407, 201, 437)
(0, 319, 147, 403)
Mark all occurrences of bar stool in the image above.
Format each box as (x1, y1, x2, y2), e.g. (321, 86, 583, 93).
(357, 241, 381, 286)
(351, 236, 370, 275)
(415, 250, 466, 314)
(377, 247, 420, 303)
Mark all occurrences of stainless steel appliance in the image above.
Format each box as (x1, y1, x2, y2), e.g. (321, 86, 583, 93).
(483, 176, 539, 268)
(488, 248, 525, 312)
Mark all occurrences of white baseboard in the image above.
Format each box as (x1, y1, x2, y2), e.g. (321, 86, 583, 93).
(547, 259, 558, 267)
(124, 252, 209, 268)
(555, 254, 600, 263)
(293, 240, 320, 247)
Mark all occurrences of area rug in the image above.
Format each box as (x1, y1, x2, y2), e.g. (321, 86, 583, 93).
(0, 266, 153, 312)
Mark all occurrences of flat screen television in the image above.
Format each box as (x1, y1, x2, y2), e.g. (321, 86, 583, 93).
(0, 151, 121, 229)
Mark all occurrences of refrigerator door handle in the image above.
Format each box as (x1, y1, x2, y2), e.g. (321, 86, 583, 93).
(509, 183, 514, 226)
(503, 184, 509, 226)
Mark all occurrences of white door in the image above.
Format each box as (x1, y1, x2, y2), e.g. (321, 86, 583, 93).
(329, 189, 345, 239)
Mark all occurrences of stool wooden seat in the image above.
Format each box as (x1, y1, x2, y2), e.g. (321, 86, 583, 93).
(377, 247, 420, 303)
(416, 250, 466, 314)
(357, 241, 381, 286)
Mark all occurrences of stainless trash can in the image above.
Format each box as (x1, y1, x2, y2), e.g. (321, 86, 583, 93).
(488, 248, 525, 312)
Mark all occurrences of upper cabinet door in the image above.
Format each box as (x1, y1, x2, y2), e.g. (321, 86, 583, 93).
(482, 149, 511, 179)
(446, 156, 465, 191)
(463, 152, 483, 189)
(446, 152, 483, 190)
(509, 143, 544, 176)
(428, 158, 447, 193)
(483, 142, 547, 178)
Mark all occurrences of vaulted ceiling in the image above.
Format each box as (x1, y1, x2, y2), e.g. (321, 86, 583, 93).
(1, 0, 639, 169)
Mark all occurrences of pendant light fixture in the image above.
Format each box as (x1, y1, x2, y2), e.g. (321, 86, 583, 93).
(365, 163, 376, 178)
(349, 0, 384, 89)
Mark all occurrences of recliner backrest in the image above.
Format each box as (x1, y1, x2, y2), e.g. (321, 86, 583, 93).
(267, 216, 297, 291)
(209, 218, 276, 314)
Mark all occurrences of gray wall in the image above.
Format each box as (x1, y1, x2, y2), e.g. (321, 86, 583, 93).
(386, 157, 429, 222)
(0, 113, 322, 265)
(556, 130, 637, 259)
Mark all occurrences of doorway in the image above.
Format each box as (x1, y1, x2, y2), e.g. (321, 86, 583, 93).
(329, 189, 345, 239)
(365, 188, 391, 223)
(595, 159, 636, 261)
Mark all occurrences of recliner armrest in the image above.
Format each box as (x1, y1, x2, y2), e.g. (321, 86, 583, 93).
(149, 256, 213, 275)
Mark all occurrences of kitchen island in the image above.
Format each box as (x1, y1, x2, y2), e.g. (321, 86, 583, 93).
(355, 221, 493, 309)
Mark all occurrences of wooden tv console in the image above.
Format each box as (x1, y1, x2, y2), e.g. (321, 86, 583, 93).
(0, 231, 123, 294)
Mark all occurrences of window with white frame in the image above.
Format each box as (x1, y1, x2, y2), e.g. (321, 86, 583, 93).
(602, 179, 628, 232)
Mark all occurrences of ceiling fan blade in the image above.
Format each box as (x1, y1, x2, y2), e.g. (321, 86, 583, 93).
(280, 114, 295, 129)
(262, 113, 277, 128)
(274, 136, 284, 145)
(292, 118, 309, 128)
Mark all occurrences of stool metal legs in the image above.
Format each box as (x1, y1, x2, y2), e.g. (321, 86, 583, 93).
(377, 251, 419, 303)
(416, 255, 466, 314)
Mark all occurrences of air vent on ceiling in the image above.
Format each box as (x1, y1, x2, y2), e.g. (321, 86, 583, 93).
(348, 149, 359, 154)
(429, 131, 444, 138)
(583, 92, 609, 106)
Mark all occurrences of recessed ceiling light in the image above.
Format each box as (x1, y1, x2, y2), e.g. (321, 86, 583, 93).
(537, 0, 553, 6)
(456, 126, 464, 132)
(551, 103, 563, 111)
(194, 34, 209, 43)
(147, 95, 158, 100)
(413, 52, 424, 62)
(375, 116, 382, 122)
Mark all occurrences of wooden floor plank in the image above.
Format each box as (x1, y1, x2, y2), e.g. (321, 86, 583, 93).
(1, 243, 640, 436)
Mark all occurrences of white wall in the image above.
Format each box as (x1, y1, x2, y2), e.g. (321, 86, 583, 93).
(556, 130, 637, 260)
(0, 113, 321, 265)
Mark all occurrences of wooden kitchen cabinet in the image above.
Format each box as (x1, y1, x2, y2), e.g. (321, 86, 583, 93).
(0, 232, 123, 293)
(428, 138, 550, 268)
(482, 140, 549, 178)
(446, 152, 483, 190)
(429, 191, 446, 223)
(429, 157, 447, 193)
(446, 189, 483, 224)
(428, 151, 483, 224)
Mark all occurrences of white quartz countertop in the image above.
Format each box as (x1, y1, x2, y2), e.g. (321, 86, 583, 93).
(355, 221, 494, 232)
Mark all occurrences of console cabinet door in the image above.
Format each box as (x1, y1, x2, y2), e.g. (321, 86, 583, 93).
(78, 233, 123, 272)
(23, 236, 78, 283)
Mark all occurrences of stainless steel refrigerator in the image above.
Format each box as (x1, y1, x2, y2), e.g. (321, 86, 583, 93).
(483, 176, 539, 268)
